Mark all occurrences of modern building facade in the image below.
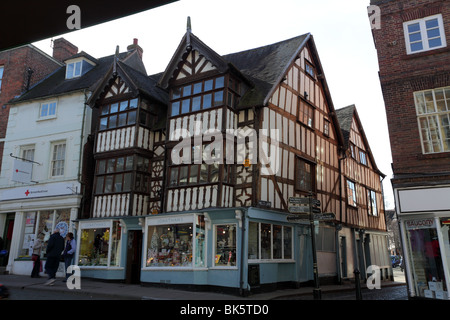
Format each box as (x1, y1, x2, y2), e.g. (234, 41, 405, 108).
(371, 0, 450, 299)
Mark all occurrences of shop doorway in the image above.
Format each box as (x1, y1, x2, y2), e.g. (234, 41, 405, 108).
(126, 230, 142, 284)
(340, 236, 347, 278)
(1, 214, 15, 267)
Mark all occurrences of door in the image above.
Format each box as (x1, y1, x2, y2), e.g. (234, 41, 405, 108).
(1, 214, 15, 267)
(126, 230, 143, 284)
(340, 236, 347, 278)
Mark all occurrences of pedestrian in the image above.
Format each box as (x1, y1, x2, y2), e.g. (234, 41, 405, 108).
(31, 233, 44, 278)
(44, 229, 64, 286)
(62, 232, 76, 282)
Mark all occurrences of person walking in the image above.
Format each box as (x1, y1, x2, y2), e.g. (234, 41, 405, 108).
(31, 233, 43, 278)
(62, 232, 76, 282)
(44, 229, 64, 286)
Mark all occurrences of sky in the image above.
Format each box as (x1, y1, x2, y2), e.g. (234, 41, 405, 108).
(33, 0, 395, 209)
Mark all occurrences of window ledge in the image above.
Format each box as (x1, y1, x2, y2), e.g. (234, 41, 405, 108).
(402, 46, 450, 60)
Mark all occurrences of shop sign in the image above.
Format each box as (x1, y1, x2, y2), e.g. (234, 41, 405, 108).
(0, 181, 80, 201)
(405, 218, 436, 230)
(11, 159, 33, 184)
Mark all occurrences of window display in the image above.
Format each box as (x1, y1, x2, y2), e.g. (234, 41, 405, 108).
(78, 220, 122, 267)
(146, 215, 205, 268)
(248, 222, 293, 261)
(405, 218, 447, 298)
(215, 224, 236, 267)
(19, 209, 71, 258)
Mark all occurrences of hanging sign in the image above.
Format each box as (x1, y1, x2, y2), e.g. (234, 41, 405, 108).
(11, 159, 33, 183)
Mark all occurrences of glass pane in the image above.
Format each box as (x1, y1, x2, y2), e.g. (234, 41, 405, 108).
(203, 94, 212, 109)
(110, 103, 119, 114)
(170, 167, 179, 186)
(261, 224, 271, 259)
(415, 92, 426, 114)
(179, 166, 188, 185)
(116, 157, 124, 171)
(97, 159, 106, 174)
(215, 76, 224, 89)
(66, 63, 74, 78)
(193, 83, 202, 95)
(119, 100, 129, 111)
(74, 61, 82, 76)
(113, 174, 123, 192)
(408, 22, 420, 33)
(127, 110, 136, 125)
(429, 37, 442, 48)
(49, 103, 56, 115)
(194, 215, 206, 267)
(210, 163, 219, 182)
(101, 105, 109, 115)
(183, 85, 191, 97)
(248, 222, 259, 259)
(200, 164, 208, 182)
(284, 226, 292, 259)
(123, 173, 132, 192)
(427, 28, 440, 39)
(96, 176, 104, 194)
(146, 224, 193, 267)
(204, 79, 213, 91)
(405, 219, 447, 298)
(129, 98, 138, 109)
(171, 101, 180, 116)
(409, 32, 422, 42)
(100, 117, 107, 130)
(189, 164, 199, 184)
(411, 42, 424, 52)
(215, 225, 236, 266)
(107, 158, 116, 173)
(214, 91, 224, 106)
(108, 115, 117, 128)
(181, 99, 190, 114)
(118, 113, 127, 127)
(125, 156, 133, 171)
(425, 18, 439, 29)
(172, 87, 181, 99)
(273, 225, 282, 259)
(110, 221, 122, 267)
(40, 104, 48, 117)
(192, 96, 201, 112)
(78, 228, 110, 266)
(104, 175, 113, 193)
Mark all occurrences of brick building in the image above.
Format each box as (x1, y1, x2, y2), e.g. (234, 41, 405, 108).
(371, 0, 450, 299)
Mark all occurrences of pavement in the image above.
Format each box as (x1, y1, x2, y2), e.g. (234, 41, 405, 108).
(0, 267, 407, 300)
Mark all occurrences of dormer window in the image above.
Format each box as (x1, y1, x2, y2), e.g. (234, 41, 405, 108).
(65, 58, 95, 79)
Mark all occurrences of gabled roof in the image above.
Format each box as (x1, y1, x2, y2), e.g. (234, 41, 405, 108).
(223, 34, 309, 107)
(10, 52, 128, 104)
(336, 104, 385, 177)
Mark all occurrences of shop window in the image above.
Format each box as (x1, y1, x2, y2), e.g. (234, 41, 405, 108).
(146, 215, 205, 268)
(248, 222, 293, 261)
(78, 220, 122, 267)
(405, 218, 447, 298)
(19, 209, 71, 258)
(214, 224, 236, 267)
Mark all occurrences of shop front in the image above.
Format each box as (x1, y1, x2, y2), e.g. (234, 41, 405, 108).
(140, 208, 312, 294)
(396, 186, 450, 300)
(0, 181, 81, 276)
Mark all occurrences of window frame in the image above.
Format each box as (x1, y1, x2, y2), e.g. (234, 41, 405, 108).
(99, 98, 139, 131)
(415, 86, 450, 154)
(39, 101, 57, 120)
(0, 65, 4, 92)
(346, 179, 357, 207)
(50, 141, 66, 177)
(403, 14, 447, 55)
(367, 188, 378, 217)
(294, 157, 316, 193)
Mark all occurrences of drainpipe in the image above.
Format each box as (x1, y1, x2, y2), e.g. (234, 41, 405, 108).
(238, 208, 248, 296)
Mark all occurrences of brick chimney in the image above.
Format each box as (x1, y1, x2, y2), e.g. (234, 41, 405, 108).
(127, 38, 143, 59)
(52, 38, 78, 62)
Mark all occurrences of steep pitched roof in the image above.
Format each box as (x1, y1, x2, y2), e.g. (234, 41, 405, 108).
(336, 104, 385, 177)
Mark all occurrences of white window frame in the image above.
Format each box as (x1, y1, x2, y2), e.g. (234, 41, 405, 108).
(50, 141, 66, 177)
(415, 86, 450, 154)
(403, 14, 446, 54)
(39, 101, 57, 120)
(66, 60, 82, 79)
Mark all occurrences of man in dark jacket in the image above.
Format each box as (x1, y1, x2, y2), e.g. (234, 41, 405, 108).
(44, 229, 65, 285)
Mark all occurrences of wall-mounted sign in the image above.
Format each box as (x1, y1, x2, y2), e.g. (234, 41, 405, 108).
(0, 181, 80, 201)
(11, 159, 33, 184)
